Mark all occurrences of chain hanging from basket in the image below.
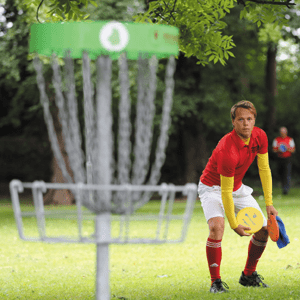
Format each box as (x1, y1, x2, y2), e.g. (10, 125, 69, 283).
(32, 22, 177, 214)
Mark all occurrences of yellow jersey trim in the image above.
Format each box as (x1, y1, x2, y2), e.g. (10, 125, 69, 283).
(220, 175, 238, 229)
(257, 153, 273, 206)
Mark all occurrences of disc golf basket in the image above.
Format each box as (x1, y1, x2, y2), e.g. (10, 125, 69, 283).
(10, 21, 198, 300)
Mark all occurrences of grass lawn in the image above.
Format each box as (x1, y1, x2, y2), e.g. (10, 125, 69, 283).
(1, 187, 300, 299)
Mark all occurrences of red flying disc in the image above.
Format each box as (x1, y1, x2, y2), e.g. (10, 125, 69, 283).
(267, 215, 279, 242)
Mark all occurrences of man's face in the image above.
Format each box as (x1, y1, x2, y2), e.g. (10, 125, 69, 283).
(280, 128, 287, 138)
(232, 108, 256, 140)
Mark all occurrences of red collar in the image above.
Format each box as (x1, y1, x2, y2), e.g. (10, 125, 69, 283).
(232, 129, 251, 148)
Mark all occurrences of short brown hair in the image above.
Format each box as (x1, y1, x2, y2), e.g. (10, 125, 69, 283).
(231, 100, 257, 120)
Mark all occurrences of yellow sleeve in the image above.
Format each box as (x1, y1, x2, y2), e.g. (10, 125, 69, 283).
(220, 175, 239, 229)
(257, 153, 273, 206)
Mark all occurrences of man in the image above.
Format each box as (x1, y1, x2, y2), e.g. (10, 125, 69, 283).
(198, 100, 278, 293)
(272, 127, 295, 195)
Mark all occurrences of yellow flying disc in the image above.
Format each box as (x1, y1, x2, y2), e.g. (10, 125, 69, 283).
(236, 207, 263, 234)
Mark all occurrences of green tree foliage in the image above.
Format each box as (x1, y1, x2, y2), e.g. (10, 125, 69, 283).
(6, 0, 296, 65)
(0, 0, 142, 133)
(136, 0, 237, 66)
(0, 0, 53, 182)
(1, 0, 299, 184)
(159, 5, 273, 183)
(21, 0, 143, 22)
(24, 0, 97, 22)
(0, 0, 43, 134)
(0, 0, 146, 183)
(275, 37, 300, 174)
(134, 0, 293, 65)
(85, 0, 144, 21)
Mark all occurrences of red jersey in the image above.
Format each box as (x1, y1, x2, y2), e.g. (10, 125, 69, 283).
(272, 136, 295, 158)
(200, 127, 268, 191)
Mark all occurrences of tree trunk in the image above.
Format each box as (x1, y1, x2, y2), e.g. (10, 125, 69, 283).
(43, 94, 74, 205)
(174, 54, 209, 184)
(182, 119, 209, 183)
(43, 156, 74, 205)
(264, 43, 277, 135)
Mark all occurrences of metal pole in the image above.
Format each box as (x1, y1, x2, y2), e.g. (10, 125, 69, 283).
(95, 212, 111, 300)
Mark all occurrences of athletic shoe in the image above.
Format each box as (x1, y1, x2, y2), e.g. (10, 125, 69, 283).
(210, 279, 229, 293)
(239, 271, 269, 287)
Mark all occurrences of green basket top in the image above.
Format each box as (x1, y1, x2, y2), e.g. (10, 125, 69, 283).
(29, 21, 179, 60)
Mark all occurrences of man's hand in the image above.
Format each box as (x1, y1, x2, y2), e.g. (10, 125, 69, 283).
(266, 205, 278, 220)
(233, 224, 251, 237)
(287, 147, 295, 153)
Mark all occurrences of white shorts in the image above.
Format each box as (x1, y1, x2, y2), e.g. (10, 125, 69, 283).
(198, 181, 267, 227)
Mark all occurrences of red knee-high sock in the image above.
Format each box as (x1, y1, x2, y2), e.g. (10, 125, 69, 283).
(206, 238, 222, 284)
(244, 236, 267, 276)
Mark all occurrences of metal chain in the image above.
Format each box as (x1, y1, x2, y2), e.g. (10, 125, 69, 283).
(35, 53, 175, 213)
(136, 55, 176, 210)
(117, 53, 132, 185)
(64, 53, 85, 184)
(33, 56, 73, 184)
(51, 55, 75, 181)
(148, 55, 176, 185)
(82, 52, 96, 179)
(132, 56, 157, 185)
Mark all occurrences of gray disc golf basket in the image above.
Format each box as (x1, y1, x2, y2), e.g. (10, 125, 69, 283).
(10, 21, 198, 300)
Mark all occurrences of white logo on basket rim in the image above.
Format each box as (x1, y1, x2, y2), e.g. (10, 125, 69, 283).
(99, 21, 129, 51)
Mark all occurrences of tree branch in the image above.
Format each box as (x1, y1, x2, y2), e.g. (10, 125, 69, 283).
(36, 0, 45, 23)
(169, 0, 177, 22)
(162, 0, 176, 23)
(172, 0, 178, 13)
